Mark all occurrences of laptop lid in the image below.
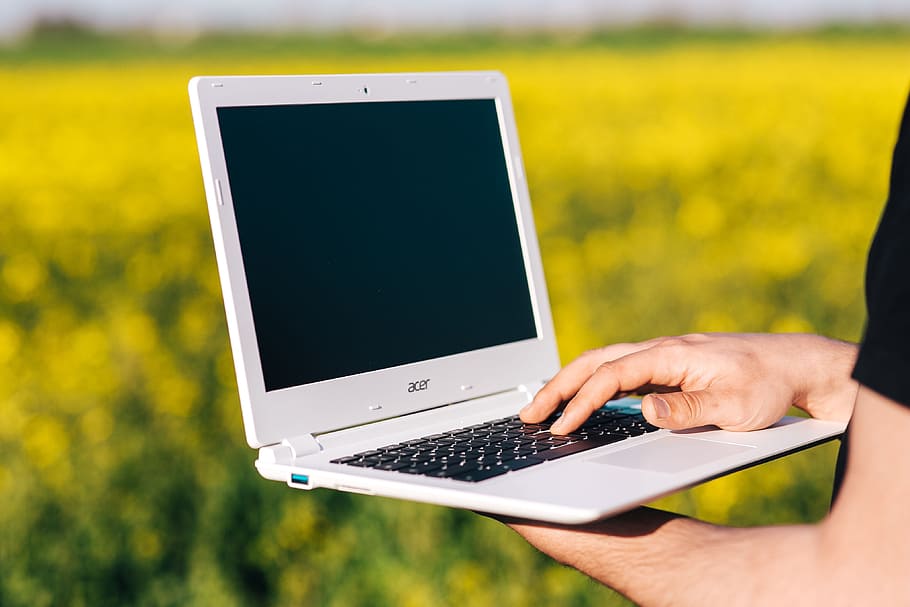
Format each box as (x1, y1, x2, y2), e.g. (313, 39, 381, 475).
(189, 72, 559, 448)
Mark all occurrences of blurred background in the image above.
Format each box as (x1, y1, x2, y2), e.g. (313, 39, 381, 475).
(1, 1, 908, 606)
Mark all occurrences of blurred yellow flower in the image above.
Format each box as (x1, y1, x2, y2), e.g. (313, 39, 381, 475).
(23, 414, 69, 469)
(2, 253, 46, 300)
(677, 194, 726, 238)
(80, 406, 114, 444)
(0, 320, 22, 365)
(132, 529, 162, 560)
(770, 313, 815, 334)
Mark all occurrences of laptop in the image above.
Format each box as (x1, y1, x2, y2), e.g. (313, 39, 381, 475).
(188, 71, 845, 524)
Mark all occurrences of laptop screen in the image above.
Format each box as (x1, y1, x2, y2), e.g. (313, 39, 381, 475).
(217, 99, 538, 391)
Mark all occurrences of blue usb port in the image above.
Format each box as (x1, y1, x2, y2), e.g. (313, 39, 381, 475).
(290, 473, 309, 486)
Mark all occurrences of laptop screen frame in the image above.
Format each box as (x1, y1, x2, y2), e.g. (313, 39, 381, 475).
(190, 72, 559, 448)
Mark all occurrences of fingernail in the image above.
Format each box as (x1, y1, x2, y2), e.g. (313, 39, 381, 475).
(550, 420, 565, 434)
(650, 396, 671, 420)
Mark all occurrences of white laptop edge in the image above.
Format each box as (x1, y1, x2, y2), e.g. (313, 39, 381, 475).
(189, 71, 560, 449)
(255, 394, 845, 524)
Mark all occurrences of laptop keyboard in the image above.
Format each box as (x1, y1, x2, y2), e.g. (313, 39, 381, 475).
(330, 408, 660, 482)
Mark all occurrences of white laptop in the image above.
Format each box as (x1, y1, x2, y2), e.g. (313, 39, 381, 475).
(188, 71, 845, 524)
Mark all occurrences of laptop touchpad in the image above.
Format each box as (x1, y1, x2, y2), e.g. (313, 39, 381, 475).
(592, 437, 754, 474)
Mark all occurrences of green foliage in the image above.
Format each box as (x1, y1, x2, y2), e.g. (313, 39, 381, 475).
(1, 30, 907, 606)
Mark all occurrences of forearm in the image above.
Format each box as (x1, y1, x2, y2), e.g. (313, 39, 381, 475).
(511, 508, 827, 607)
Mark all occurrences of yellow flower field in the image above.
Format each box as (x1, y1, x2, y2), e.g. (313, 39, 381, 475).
(0, 30, 908, 606)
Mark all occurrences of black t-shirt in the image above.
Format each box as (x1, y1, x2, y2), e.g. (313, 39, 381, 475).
(833, 93, 910, 499)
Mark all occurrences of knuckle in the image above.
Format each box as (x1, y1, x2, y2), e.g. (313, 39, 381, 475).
(740, 349, 760, 369)
(656, 336, 689, 349)
(681, 332, 710, 342)
(593, 360, 619, 376)
(580, 347, 606, 360)
(652, 337, 691, 361)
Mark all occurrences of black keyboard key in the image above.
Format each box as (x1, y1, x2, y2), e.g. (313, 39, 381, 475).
(330, 455, 361, 464)
(345, 459, 373, 467)
(436, 452, 466, 463)
(497, 451, 518, 463)
(520, 423, 546, 431)
(376, 460, 412, 471)
(534, 434, 627, 461)
(541, 435, 571, 445)
(430, 462, 480, 478)
(424, 467, 457, 478)
(413, 460, 444, 474)
(449, 464, 511, 482)
(504, 455, 545, 472)
(580, 418, 606, 428)
(397, 465, 424, 475)
(356, 449, 383, 459)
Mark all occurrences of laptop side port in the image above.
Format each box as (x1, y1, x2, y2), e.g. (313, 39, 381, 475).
(290, 473, 310, 486)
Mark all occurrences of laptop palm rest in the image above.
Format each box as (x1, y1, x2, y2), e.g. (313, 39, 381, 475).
(592, 437, 753, 474)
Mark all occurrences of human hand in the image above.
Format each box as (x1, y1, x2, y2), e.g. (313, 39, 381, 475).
(521, 333, 858, 435)
(495, 506, 691, 599)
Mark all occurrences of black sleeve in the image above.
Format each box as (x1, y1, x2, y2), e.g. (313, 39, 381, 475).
(852, 92, 910, 408)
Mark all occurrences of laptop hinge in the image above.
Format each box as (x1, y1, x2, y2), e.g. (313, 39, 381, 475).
(258, 434, 322, 466)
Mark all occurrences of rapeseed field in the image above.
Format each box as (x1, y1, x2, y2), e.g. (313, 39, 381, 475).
(1, 29, 908, 606)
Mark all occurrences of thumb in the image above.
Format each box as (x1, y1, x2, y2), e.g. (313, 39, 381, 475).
(642, 391, 714, 430)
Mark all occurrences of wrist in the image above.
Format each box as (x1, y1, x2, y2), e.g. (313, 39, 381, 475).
(784, 335, 858, 421)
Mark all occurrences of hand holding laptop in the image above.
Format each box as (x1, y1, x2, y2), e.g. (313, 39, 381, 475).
(521, 332, 858, 435)
(503, 331, 910, 606)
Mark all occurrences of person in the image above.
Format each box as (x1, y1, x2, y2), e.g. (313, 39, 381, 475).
(502, 93, 910, 605)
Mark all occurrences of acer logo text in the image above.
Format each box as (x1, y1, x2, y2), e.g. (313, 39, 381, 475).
(408, 379, 430, 393)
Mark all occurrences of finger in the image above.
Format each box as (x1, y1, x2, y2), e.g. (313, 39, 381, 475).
(520, 353, 602, 423)
(550, 347, 687, 434)
(641, 391, 709, 429)
(642, 389, 775, 431)
(521, 340, 663, 423)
